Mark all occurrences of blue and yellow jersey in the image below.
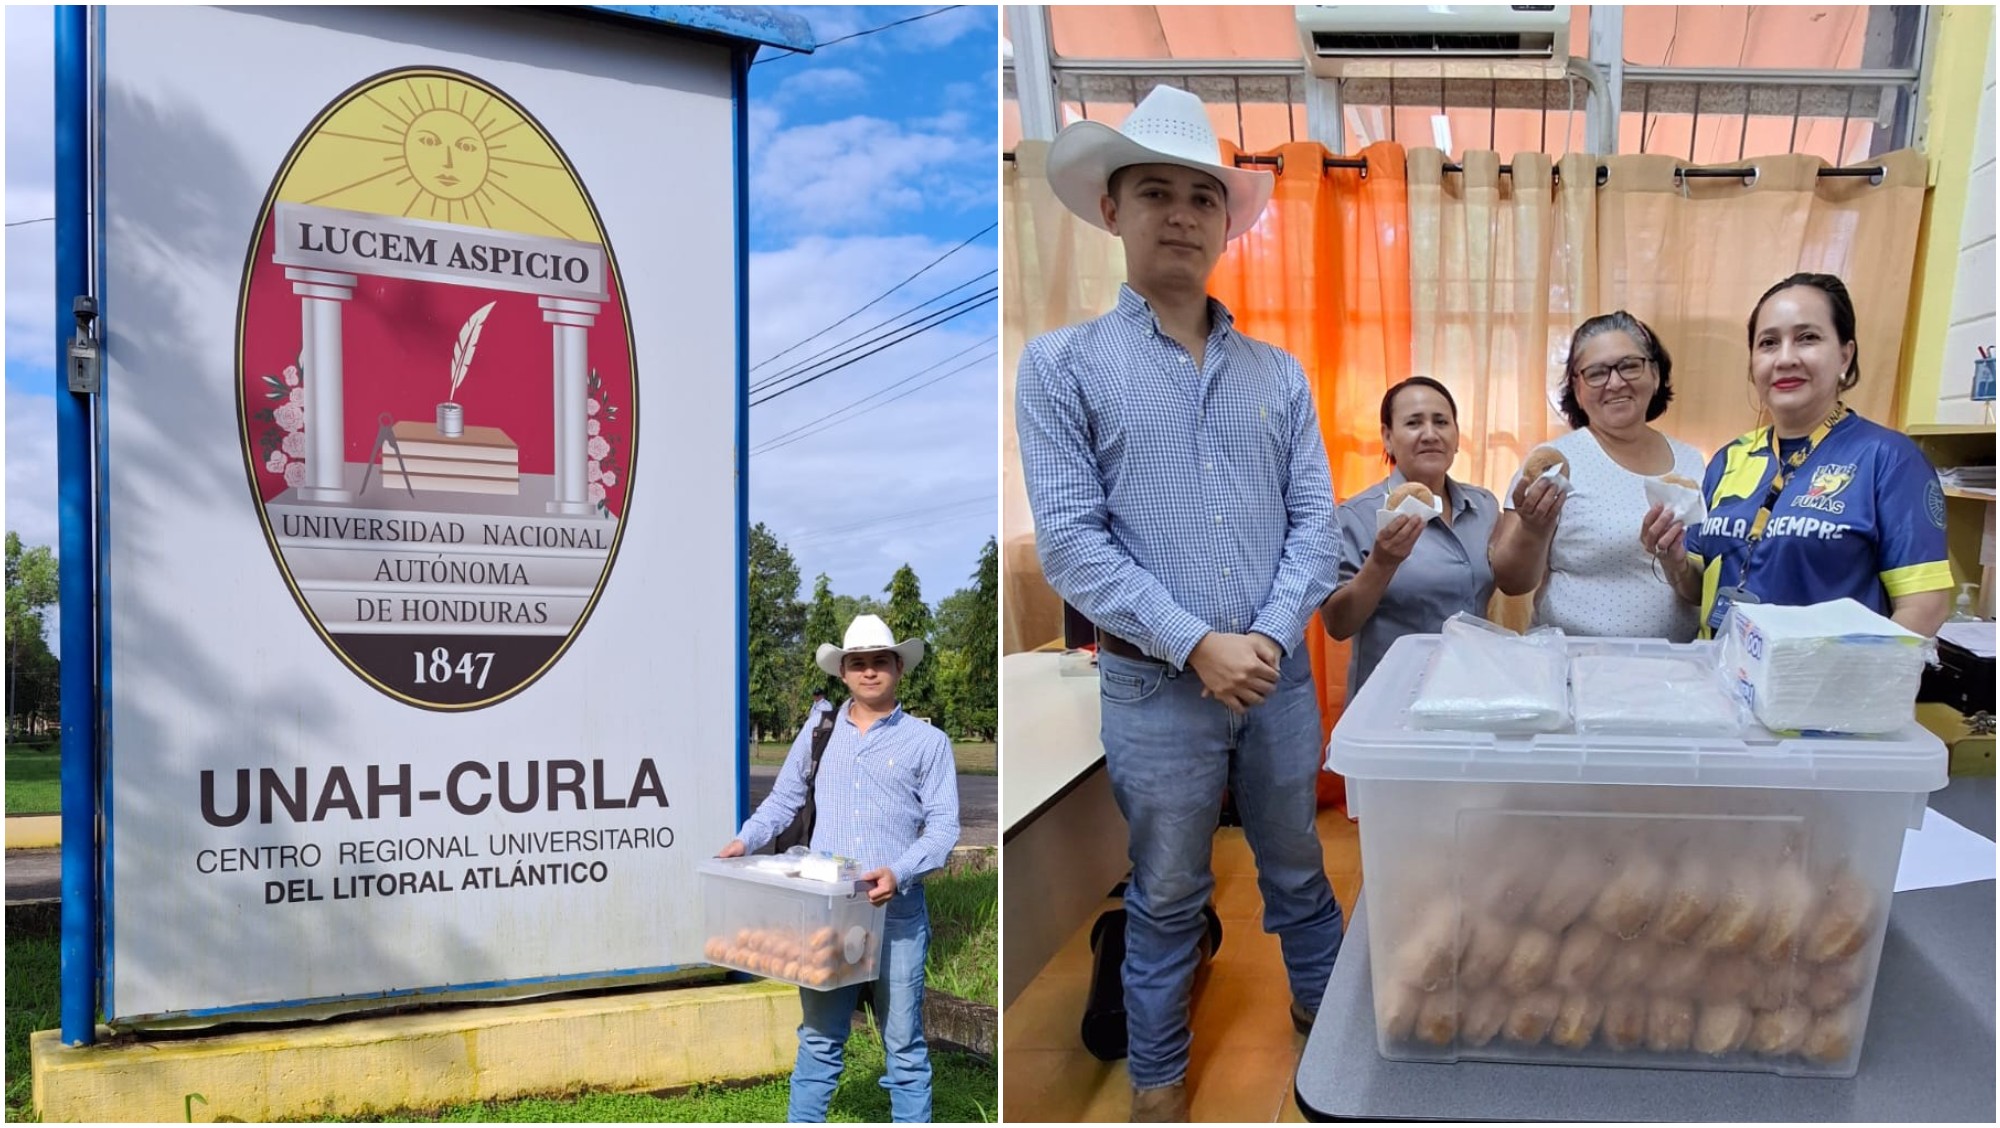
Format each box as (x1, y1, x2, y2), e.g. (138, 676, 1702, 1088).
(1686, 413, 1951, 637)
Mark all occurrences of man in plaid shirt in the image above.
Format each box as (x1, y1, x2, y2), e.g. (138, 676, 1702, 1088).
(1017, 85, 1345, 1122)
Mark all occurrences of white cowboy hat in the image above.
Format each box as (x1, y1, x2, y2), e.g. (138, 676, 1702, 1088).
(1046, 84, 1274, 242)
(815, 614, 925, 678)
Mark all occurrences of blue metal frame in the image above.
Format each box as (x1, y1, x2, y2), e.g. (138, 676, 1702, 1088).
(83, 7, 768, 1025)
(54, 1, 98, 1048)
(585, 5, 814, 51)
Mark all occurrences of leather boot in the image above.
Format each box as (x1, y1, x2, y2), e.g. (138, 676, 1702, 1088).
(1131, 1081, 1189, 1122)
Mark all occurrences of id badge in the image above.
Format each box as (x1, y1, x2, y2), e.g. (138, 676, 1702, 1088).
(1708, 584, 1761, 635)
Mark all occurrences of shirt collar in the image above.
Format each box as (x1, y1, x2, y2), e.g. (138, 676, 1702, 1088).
(837, 699, 905, 728)
(1384, 466, 1476, 515)
(1114, 283, 1236, 340)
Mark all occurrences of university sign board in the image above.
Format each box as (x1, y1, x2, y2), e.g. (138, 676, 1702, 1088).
(94, 5, 808, 1021)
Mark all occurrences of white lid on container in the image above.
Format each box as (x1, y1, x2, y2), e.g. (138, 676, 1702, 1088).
(698, 855, 869, 896)
(1328, 635, 1948, 794)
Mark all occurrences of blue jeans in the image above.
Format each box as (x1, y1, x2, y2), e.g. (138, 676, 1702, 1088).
(1097, 645, 1344, 1090)
(787, 886, 932, 1122)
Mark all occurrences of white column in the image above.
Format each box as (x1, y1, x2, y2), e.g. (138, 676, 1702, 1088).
(540, 297, 602, 516)
(287, 268, 358, 503)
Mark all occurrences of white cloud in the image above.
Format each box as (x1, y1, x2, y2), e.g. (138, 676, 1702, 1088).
(785, 5, 989, 56)
(5, 383, 60, 550)
(751, 113, 990, 234)
(773, 66, 869, 107)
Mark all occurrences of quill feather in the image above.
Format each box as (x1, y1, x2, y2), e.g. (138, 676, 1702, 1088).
(448, 301, 497, 402)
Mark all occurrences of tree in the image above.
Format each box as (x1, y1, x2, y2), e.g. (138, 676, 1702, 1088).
(881, 563, 939, 721)
(745, 523, 805, 742)
(933, 538, 998, 740)
(5, 532, 60, 735)
(799, 573, 843, 713)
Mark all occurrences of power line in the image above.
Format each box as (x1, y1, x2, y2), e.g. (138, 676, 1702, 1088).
(754, 334, 995, 454)
(750, 220, 996, 375)
(751, 269, 996, 394)
(754, 349, 996, 458)
(749, 290, 995, 407)
(753, 6, 966, 67)
(5, 217, 54, 227)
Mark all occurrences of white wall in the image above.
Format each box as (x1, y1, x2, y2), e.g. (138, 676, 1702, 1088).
(1936, 32, 1997, 425)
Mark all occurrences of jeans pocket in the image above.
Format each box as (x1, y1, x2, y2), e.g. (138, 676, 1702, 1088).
(1099, 657, 1163, 705)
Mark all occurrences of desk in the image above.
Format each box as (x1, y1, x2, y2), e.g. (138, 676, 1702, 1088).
(1295, 778, 1997, 1122)
(1001, 651, 1131, 1008)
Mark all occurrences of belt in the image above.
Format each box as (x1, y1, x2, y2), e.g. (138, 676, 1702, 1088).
(1095, 629, 1153, 663)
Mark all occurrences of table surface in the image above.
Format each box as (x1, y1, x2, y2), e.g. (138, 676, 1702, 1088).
(999, 650, 1104, 835)
(1295, 777, 1998, 1123)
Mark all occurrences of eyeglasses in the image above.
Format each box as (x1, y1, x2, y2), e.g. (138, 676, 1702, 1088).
(1577, 356, 1653, 388)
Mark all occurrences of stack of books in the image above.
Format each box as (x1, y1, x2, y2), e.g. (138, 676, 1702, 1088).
(381, 421, 520, 495)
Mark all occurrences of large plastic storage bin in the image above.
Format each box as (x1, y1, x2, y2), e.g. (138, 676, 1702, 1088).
(1327, 635, 1947, 1078)
(699, 856, 885, 990)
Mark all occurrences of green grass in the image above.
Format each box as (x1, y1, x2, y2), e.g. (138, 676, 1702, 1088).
(5, 931, 59, 1121)
(1, 929, 992, 1124)
(923, 863, 998, 1007)
(5, 742, 60, 815)
(750, 741, 996, 775)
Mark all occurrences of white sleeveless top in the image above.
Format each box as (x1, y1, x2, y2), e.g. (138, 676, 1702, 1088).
(1504, 427, 1707, 642)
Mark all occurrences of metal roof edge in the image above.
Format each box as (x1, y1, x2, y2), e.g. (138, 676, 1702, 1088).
(578, 6, 817, 52)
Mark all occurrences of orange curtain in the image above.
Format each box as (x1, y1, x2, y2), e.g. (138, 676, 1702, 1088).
(1210, 140, 1413, 809)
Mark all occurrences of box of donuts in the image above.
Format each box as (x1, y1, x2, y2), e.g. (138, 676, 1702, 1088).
(698, 855, 886, 990)
(1329, 634, 1948, 1077)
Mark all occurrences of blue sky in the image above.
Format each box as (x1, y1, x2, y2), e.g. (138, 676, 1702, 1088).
(4, 5, 999, 631)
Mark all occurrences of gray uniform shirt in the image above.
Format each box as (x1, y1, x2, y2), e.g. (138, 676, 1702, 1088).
(1332, 470, 1500, 694)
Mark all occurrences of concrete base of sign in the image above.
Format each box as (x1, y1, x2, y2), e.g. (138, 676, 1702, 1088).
(4, 815, 60, 849)
(31, 979, 805, 1122)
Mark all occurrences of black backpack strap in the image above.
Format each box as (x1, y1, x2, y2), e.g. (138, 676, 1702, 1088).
(805, 709, 837, 783)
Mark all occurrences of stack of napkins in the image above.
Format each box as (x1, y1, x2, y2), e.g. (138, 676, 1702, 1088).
(1718, 599, 1931, 734)
(1410, 615, 1570, 733)
(1571, 654, 1744, 737)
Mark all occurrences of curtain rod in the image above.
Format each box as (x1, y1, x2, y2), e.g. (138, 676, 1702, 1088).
(1002, 151, 1888, 188)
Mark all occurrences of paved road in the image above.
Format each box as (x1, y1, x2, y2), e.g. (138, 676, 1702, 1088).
(749, 766, 996, 849)
(5, 772, 996, 905)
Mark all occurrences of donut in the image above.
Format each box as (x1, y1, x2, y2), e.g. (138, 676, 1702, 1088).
(1601, 994, 1648, 1051)
(1801, 1008, 1858, 1064)
(1694, 860, 1767, 955)
(1754, 864, 1819, 966)
(808, 926, 836, 948)
(1396, 899, 1458, 992)
(1552, 924, 1615, 991)
(1596, 940, 1657, 994)
(1414, 991, 1460, 1046)
(1387, 482, 1436, 510)
(1659, 473, 1700, 491)
(782, 960, 801, 982)
(1376, 981, 1423, 1042)
(1472, 837, 1547, 925)
(1653, 945, 1707, 997)
(1698, 955, 1761, 1005)
(1502, 988, 1562, 1046)
(1645, 996, 1695, 1053)
(735, 928, 755, 950)
(1749, 1004, 1812, 1057)
(703, 937, 726, 962)
(1803, 956, 1869, 1010)
(1589, 850, 1668, 940)
(1804, 871, 1875, 964)
(1550, 992, 1605, 1051)
(1694, 1000, 1754, 1055)
(1529, 843, 1609, 934)
(1746, 964, 1808, 1011)
(1655, 849, 1718, 944)
(1499, 926, 1560, 995)
(1460, 990, 1511, 1048)
(804, 965, 833, 988)
(1457, 916, 1516, 992)
(1523, 447, 1570, 481)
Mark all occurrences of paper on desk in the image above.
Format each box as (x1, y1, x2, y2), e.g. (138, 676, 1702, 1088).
(1936, 619, 1996, 659)
(1894, 806, 1998, 893)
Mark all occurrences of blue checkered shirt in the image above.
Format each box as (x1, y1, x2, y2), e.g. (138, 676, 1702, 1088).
(1018, 285, 1340, 667)
(737, 702, 960, 891)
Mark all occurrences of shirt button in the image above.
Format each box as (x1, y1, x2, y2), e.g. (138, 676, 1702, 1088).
(1214, 515, 1223, 524)
(1203, 461, 1212, 471)
(1222, 567, 1231, 577)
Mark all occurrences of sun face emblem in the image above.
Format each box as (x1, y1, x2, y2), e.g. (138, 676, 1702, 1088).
(403, 108, 491, 201)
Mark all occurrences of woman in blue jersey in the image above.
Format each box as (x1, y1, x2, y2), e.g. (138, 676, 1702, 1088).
(1644, 273, 1952, 637)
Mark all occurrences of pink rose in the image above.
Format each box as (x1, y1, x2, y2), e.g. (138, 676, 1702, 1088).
(586, 419, 601, 437)
(587, 481, 607, 505)
(266, 451, 288, 473)
(587, 436, 611, 460)
(289, 388, 305, 405)
(281, 432, 305, 458)
(600, 471, 617, 488)
(587, 460, 603, 484)
(274, 403, 305, 432)
(283, 462, 307, 489)
(283, 365, 300, 387)
(586, 398, 601, 417)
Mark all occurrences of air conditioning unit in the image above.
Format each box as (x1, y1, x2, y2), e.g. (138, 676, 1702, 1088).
(1296, 5, 1571, 77)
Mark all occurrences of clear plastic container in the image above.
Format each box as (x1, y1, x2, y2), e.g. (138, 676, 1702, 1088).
(1328, 634, 1948, 1078)
(699, 856, 886, 990)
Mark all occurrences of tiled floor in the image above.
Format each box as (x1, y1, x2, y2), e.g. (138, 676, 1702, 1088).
(1003, 806, 1364, 1122)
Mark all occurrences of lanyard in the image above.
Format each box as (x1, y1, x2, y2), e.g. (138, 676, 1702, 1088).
(1746, 403, 1848, 544)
